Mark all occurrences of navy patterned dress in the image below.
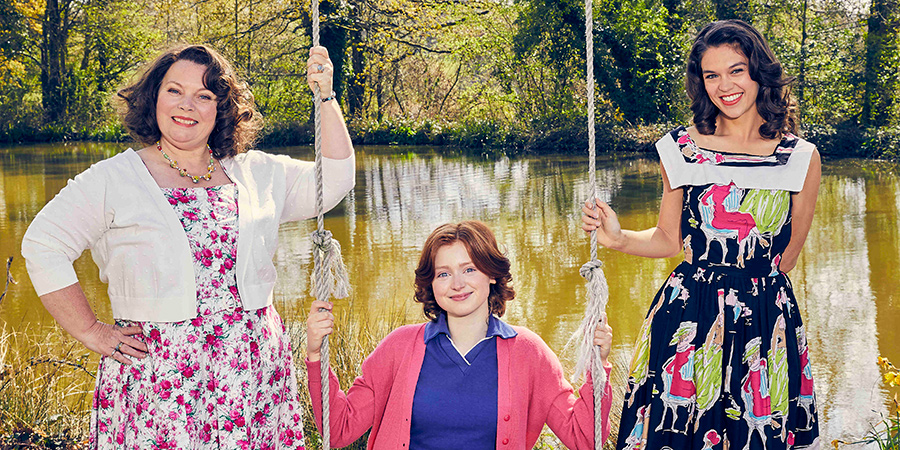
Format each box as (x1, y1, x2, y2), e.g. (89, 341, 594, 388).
(616, 127, 820, 450)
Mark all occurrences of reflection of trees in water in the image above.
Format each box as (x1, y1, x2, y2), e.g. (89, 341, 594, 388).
(352, 153, 631, 344)
(792, 176, 884, 442)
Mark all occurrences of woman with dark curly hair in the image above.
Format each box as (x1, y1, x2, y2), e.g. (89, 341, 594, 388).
(21, 44, 354, 449)
(306, 220, 614, 449)
(582, 20, 821, 449)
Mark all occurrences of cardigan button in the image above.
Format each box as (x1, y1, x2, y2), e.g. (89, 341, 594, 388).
(502, 438, 509, 445)
(504, 414, 510, 421)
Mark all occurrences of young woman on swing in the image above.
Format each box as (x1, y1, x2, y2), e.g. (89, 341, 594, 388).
(306, 220, 613, 449)
(582, 19, 821, 449)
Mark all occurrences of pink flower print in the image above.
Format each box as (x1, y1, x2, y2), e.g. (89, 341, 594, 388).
(220, 233, 229, 242)
(715, 153, 725, 163)
(168, 197, 178, 205)
(229, 286, 239, 297)
(116, 432, 125, 445)
(98, 421, 108, 433)
(202, 258, 212, 267)
(168, 411, 178, 420)
(677, 133, 691, 145)
(224, 421, 234, 432)
(183, 211, 199, 221)
(212, 279, 221, 288)
(219, 265, 226, 274)
(224, 258, 234, 269)
(191, 317, 203, 327)
(214, 249, 223, 258)
(210, 230, 218, 240)
(202, 249, 213, 258)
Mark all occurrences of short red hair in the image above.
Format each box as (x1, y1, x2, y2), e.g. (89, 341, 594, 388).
(414, 221, 515, 320)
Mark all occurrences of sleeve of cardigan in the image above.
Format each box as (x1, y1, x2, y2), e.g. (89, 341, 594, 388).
(21, 161, 110, 296)
(305, 327, 397, 448)
(278, 152, 355, 223)
(542, 350, 613, 448)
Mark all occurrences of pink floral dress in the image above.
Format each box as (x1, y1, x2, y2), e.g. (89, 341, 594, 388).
(90, 184, 306, 450)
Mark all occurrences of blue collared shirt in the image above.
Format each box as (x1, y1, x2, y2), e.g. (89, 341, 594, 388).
(410, 313, 517, 449)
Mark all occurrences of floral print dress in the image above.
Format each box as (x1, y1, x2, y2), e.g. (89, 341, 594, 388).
(617, 127, 820, 450)
(91, 184, 305, 450)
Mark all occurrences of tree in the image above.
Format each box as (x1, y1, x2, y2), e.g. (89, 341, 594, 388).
(862, 0, 900, 126)
(40, 0, 71, 124)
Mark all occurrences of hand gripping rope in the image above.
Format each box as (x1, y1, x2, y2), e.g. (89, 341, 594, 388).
(572, 0, 610, 447)
(310, 1, 351, 449)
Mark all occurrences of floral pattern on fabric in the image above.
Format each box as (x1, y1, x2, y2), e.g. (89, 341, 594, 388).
(90, 184, 305, 450)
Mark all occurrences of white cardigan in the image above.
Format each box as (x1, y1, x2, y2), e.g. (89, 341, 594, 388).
(22, 148, 355, 322)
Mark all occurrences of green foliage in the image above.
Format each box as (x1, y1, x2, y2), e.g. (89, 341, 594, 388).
(0, 0, 897, 158)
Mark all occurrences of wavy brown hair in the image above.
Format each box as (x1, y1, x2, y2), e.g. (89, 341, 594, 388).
(117, 44, 262, 158)
(414, 221, 515, 321)
(686, 20, 797, 140)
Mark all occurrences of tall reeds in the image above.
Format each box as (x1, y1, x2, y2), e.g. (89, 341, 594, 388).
(0, 323, 95, 449)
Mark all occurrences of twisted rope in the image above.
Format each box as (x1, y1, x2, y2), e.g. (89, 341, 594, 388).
(573, 0, 610, 446)
(310, 2, 350, 449)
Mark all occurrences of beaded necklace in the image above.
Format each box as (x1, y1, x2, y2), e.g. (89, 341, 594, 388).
(157, 141, 216, 183)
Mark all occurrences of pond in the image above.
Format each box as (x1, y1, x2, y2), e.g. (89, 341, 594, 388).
(1, 142, 898, 445)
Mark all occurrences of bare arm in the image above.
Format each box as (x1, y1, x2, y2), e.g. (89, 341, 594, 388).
(307, 46, 352, 160)
(40, 283, 148, 365)
(582, 163, 684, 258)
(779, 149, 822, 273)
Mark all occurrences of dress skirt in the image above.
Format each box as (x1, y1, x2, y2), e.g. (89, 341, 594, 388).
(90, 184, 306, 449)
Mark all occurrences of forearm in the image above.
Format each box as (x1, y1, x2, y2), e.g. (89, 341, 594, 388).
(615, 227, 682, 258)
(306, 359, 376, 447)
(39, 282, 98, 342)
(549, 364, 614, 448)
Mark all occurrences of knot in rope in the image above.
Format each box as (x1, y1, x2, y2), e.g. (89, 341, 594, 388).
(309, 230, 351, 301)
(311, 229, 333, 248)
(579, 259, 604, 282)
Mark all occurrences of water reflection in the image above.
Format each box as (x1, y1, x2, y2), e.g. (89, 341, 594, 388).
(1, 143, 898, 445)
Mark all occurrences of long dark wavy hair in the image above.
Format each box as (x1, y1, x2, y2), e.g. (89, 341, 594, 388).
(414, 221, 516, 321)
(117, 44, 262, 158)
(686, 20, 797, 139)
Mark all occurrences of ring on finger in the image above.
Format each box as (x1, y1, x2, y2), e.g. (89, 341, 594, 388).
(113, 342, 122, 354)
(317, 64, 324, 73)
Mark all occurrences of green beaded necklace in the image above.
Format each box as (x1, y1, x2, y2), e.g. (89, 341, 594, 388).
(157, 141, 216, 183)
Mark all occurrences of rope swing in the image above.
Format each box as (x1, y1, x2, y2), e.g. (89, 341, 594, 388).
(573, 0, 610, 447)
(310, 1, 351, 449)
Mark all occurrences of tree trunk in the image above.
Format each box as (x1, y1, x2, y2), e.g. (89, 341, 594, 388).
(797, 0, 808, 127)
(863, 0, 899, 126)
(41, 0, 67, 124)
(347, 28, 367, 118)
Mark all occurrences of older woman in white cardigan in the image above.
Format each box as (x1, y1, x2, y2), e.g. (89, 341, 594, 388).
(22, 44, 353, 449)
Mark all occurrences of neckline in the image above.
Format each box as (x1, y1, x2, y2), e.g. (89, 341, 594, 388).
(683, 128, 788, 158)
(159, 183, 236, 191)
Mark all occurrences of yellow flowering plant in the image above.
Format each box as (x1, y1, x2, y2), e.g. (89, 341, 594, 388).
(833, 356, 900, 449)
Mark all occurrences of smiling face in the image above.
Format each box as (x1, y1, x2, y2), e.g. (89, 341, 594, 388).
(155, 60, 218, 151)
(431, 241, 496, 323)
(701, 44, 759, 122)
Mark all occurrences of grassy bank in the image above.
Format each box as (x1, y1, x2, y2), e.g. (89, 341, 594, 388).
(0, 324, 94, 449)
(3, 119, 899, 160)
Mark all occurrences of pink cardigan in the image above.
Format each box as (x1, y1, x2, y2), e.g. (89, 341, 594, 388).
(307, 323, 612, 449)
